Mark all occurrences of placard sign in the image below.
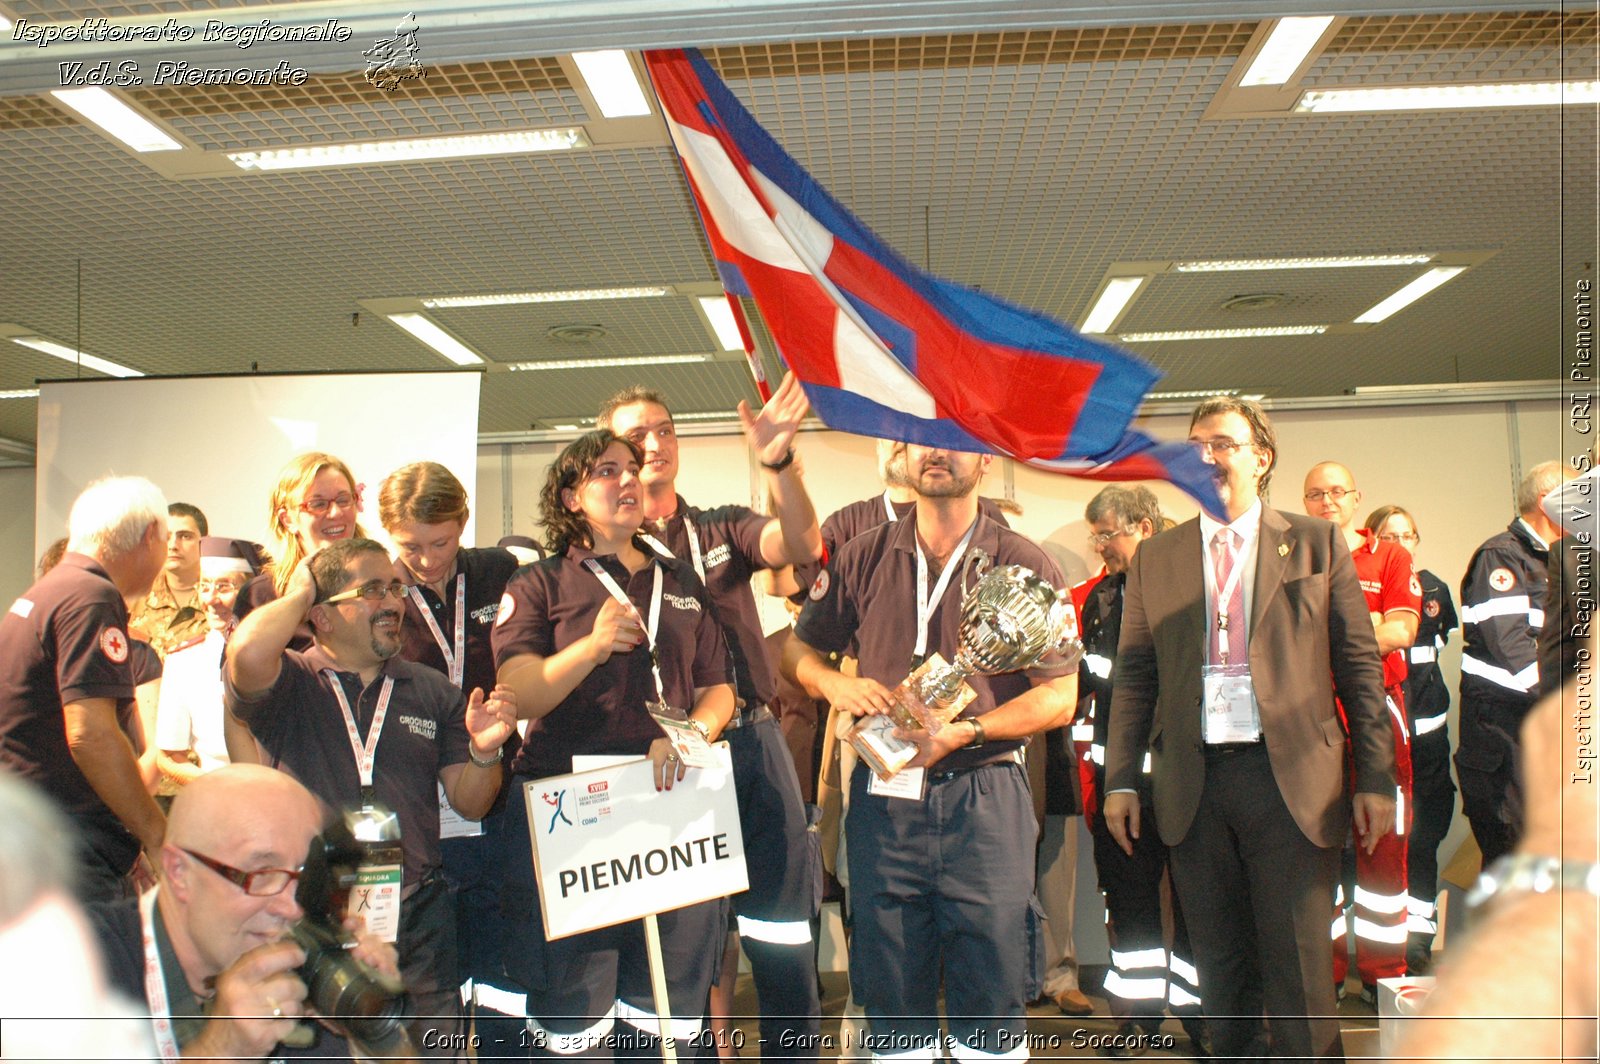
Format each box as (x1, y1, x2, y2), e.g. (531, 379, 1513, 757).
(525, 743, 747, 940)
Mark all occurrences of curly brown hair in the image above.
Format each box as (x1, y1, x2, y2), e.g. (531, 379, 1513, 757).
(539, 431, 645, 555)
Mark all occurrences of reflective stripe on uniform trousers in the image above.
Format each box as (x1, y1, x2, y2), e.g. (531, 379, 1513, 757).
(946, 1033, 1029, 1063)
(737, 913, 813, 945)
(1167, 952, 1202, 1008)
(472, 980, 528, 1017)
(1460, 653, 1538, 694)
(1352, 916, 1411, 944)
(1105, 947, 1169, 1002)
(1407, 896, 1438, 934)
(1071, 723, 1095, 743)
(1084, 653, 1113, 679)
(614, 998, 705, 1041)
(526, 1008, 616, 1055)
(1409, 645, 1436, 664)
(1102, 972, 1169, 1002)
(1354, 885, 1408, 915)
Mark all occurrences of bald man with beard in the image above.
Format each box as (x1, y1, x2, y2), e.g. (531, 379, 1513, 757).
(88, 764, 403, 1061)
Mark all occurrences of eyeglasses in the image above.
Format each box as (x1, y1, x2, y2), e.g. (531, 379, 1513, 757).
(1088, 527, 1136, 548)
(196, 579, 245, 596)
(323, 580, 409, 605)
(297, 491, 360, 516)
(1379, 532, 1421, 545)
(1192, 438, 1251, 456)
(180, 847, 302, 897)
(1304, 488, 1356, 503)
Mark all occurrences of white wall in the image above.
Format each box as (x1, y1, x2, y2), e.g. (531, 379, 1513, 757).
(0, 467, 39, 605)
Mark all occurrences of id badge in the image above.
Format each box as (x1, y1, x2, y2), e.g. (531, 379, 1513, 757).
(1202, 664, 1260, 744)
(648, 703, 717, 769)
(438, 781, 484, 840)
(344, 802, 404, 943)
(868, 765, 926, 801)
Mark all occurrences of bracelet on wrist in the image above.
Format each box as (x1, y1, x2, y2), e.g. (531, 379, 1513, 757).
(967, 717, 986, 749)
(761, 448, 797, 473)
(468, 744, 504, 769)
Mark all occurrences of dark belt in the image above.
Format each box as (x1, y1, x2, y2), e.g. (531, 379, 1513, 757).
(1203, 739, 1265, 757)
(722, 703, 774, 731)
(928, 746, 1026, 782)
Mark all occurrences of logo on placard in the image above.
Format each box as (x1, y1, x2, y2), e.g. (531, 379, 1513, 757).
(808, 571, 829, 601)
(100, 626, 129, 664)
(1488, 567, 1516, 592)
(541, 789, 572, 833)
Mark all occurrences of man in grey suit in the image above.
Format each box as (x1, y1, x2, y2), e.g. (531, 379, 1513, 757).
(1102, 397, 1396, 1061)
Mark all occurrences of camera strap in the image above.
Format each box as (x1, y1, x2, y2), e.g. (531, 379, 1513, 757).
(583, 557, 666, 707)
(913, 521, 977, 662)
(405, 572, 466, 688)
(139, 887, 181, 1062)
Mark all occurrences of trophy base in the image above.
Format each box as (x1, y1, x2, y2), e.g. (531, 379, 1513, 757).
(846, 655, 977, 781)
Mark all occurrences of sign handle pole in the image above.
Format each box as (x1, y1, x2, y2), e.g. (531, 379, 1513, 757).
(643, 912, 679, 1063)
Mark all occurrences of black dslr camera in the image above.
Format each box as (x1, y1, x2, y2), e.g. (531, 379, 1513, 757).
(289, 822, 415, 1057)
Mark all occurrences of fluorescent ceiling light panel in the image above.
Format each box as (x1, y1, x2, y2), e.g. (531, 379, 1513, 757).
(1120, 326, 1328, 342)
(386, 313, 484, 366)
(227, 128, 590, 171)
(1354, 266, 1467, 324)
(572, 50, 652, 118)
(50, 88, 181, 152)
(672, 410, 740, 421)
(1240, 16, 1334, 87)
(0, 389, 40, 400)
(423, 286, 672, 308)
(1080, 277, 1147, 334)
(12, 335, 143, 377)
(1298, 81, 1600, 113)
(1147, 389, 1242, 400)
(1175, 254, 1433, 272)
(698, 296, 744, 350)
(508, 354, 708, 371)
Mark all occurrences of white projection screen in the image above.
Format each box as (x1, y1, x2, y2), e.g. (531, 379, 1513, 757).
(34, 371, 482, 555)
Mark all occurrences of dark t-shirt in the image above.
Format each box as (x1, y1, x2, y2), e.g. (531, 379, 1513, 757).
(795, 512, 1073, 773)
(224, 647, 471, 887)
(643, 494, 774, 708)
(492, 543, 729, 780)
(0, 553, 141, 871)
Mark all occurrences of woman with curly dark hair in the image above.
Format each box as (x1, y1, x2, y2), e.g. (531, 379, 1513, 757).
(492, 429, 736, 1058)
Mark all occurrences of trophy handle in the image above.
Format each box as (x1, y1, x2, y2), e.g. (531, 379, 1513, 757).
(960, 547, 992, 599)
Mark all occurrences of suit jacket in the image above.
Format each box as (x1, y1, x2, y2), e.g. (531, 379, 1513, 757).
(1104, 507, 1395, 849)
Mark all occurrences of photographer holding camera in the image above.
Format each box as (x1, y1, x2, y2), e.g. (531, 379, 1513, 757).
(88, 763, 404, 1060)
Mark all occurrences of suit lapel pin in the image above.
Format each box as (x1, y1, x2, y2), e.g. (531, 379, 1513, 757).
(1277, 543, 1291, 557)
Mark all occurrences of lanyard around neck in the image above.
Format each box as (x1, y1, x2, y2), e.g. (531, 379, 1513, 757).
(913, 520, 977, 661)
(641, 513, 704, 583)
(140, 888, 181, 1063)
(583, 558, 666, 705)
(405, 572, 467, 688)
(325, 672, 395, 789)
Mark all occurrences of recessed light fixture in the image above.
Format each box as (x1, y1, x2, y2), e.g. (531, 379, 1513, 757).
(1353, 266, 1467, 324)
(386, 313, 484, 366)
(1147, 389, 1243, 400)
(672, 410, 741, 421)
(10, 334, 144, 377)
(1239, 16, 1335, 87)
(572, 50, 653, 118)
(422, 286, 673, 308)
(1175, 254, 1434, 272)
(1080, 277, 1148, 334)
(1120, 326, 1328, 342)
(226, 128, 591, 171)
(50, 88, 181, 152)
(552, 423, 581, 431)
(1297, 81, 1600, 113)
(507, 354, 709, 371)
(0, 389, 40, 400)
(698, 296, 744, 350)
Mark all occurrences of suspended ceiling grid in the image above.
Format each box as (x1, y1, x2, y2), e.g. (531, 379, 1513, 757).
(0, 5, 1591, 449)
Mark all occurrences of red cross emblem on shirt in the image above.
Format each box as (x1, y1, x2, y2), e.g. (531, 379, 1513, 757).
(100, 626, 129, 664)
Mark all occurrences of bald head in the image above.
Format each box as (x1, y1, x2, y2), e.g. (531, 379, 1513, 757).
(166, 764, 322, 858)
(1303, 460, 1363, 533)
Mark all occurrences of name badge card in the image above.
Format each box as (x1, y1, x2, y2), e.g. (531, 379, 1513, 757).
(649, 706, 717, 769)
(868, 765, 926, 801)
(1202, 664, 1260, 744)
(345, 803, 404, 943)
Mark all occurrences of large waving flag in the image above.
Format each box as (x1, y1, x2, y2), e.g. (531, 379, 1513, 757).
(644, 48, 1223, 515)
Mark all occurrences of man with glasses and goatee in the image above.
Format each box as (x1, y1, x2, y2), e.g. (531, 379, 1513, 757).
(224, 538, 517, 1057)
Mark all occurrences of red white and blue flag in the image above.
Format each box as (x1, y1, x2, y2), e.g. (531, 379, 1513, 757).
(644, 48, 1223, 514)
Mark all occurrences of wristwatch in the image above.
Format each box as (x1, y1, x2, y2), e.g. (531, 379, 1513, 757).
(468, 744, 504, 768)
(761, 448, 797, 473)
(967, 717, 987, 749)
(1465, 854, 1600, 912)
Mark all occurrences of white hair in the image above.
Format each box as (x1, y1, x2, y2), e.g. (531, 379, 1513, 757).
(1519, 460, 1566, 515)
(66, 476, 168, 560)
